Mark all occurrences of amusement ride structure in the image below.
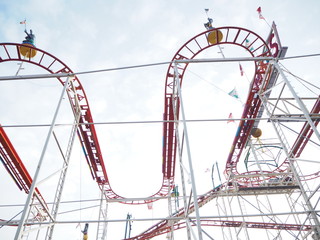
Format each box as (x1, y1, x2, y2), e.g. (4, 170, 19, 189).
(0, 18, 320, 240)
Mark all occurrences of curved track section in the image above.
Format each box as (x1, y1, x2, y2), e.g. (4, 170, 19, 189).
(164, 27, 320, 187)
(162, 26, 272, 179)
(0, 43, 109, 183)
(0, 125, 46, 206)
(0, 43, 135, 202)
(0, 27, 274, 205)
(128, 27, 320, 239)
(1, 27, 318, 207)
(0, 43, 175, 204)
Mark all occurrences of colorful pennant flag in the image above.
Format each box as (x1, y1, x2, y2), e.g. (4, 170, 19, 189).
(256, 7, 265, 20)
(228, 88, 239, 99)
(245, 39, 255, 51)
(239, 63, 244, 76)
(227, 113, 235, 123)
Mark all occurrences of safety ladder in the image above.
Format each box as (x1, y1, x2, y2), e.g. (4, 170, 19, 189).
(96, 187, 108, 240)
(45, 79, 82, 240)
(260, 73, 320, 238)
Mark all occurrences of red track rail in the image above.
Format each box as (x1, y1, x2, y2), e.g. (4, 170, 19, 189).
(133, 95, 320, 238)
(0, 27, 272, 204)
(127, 26, 320, 238)
(0, 126, 33, 193)
(271, 96, 320, 182)
(127, 184, 309, 239)
(0, 125, 46, 207)
(0, 42, 172, 204)
(1, 25, 319, 238)
(152, 219, 312, 239)
(134, 219, 312, 240)
(0, 27, 275, 204)
(0, 42, 108, 184)
(162, 27, 273, 179)
(290, 96, 320, 158)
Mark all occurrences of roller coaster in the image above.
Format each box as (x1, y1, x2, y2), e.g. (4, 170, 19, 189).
(0, 22, 320, 240)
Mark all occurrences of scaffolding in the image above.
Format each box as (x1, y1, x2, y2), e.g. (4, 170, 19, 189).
(0, 23, 319, 240)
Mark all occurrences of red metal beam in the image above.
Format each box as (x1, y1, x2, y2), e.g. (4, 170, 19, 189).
(0, 125, 45, 205)
(0, 43, 172, 204)
(0, 125, 32, 193)
(291, 96, 320, 157)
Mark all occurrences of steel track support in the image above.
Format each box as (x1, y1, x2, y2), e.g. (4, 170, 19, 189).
(172, 90, 192, 239)
(45, 79, 82, 239)
(273, 62, 320, 142)
(266, 62, 320, 238)
(173, 62, 203, 240)
(14, 76, 73, 240)
(96, 186, 108, 240)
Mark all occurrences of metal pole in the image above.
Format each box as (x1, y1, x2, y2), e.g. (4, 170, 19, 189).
(173, 103, 192, 238)
(211, 163, 215, 189)
(273, 62, 320, 237)
(96, 187, 108, 240)
(14, 76, 72, 240)
(176, 56, 274, 64)
(46, 78, 82, 240)
(124, 213, 132, 239)
(174, 62, 203, 240)
(274, 62, 320, 142)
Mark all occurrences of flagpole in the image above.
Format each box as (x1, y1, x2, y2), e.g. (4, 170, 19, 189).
(204, 8, 209, 18)
(20, 19, 27, 31)
(256, 7, 271, 28)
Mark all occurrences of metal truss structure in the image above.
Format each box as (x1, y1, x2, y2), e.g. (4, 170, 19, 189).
(0, 22, 319, 240)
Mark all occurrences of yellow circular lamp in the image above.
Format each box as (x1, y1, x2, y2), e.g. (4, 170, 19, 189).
(251, 128, 262, 138)
(20, 43, 37, 58)
(207, 30, 223, 45)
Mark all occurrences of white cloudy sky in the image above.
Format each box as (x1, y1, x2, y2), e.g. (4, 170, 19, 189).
(0, 0, 320, 239)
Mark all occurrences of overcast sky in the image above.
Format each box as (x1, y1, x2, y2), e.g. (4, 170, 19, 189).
(0, 0, 320, 239)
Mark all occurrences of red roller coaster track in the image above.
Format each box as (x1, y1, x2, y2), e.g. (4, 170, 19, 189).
(0, 26, 274, 205)
(1, 25, 320, 238)
(0, 126, 47, 209)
